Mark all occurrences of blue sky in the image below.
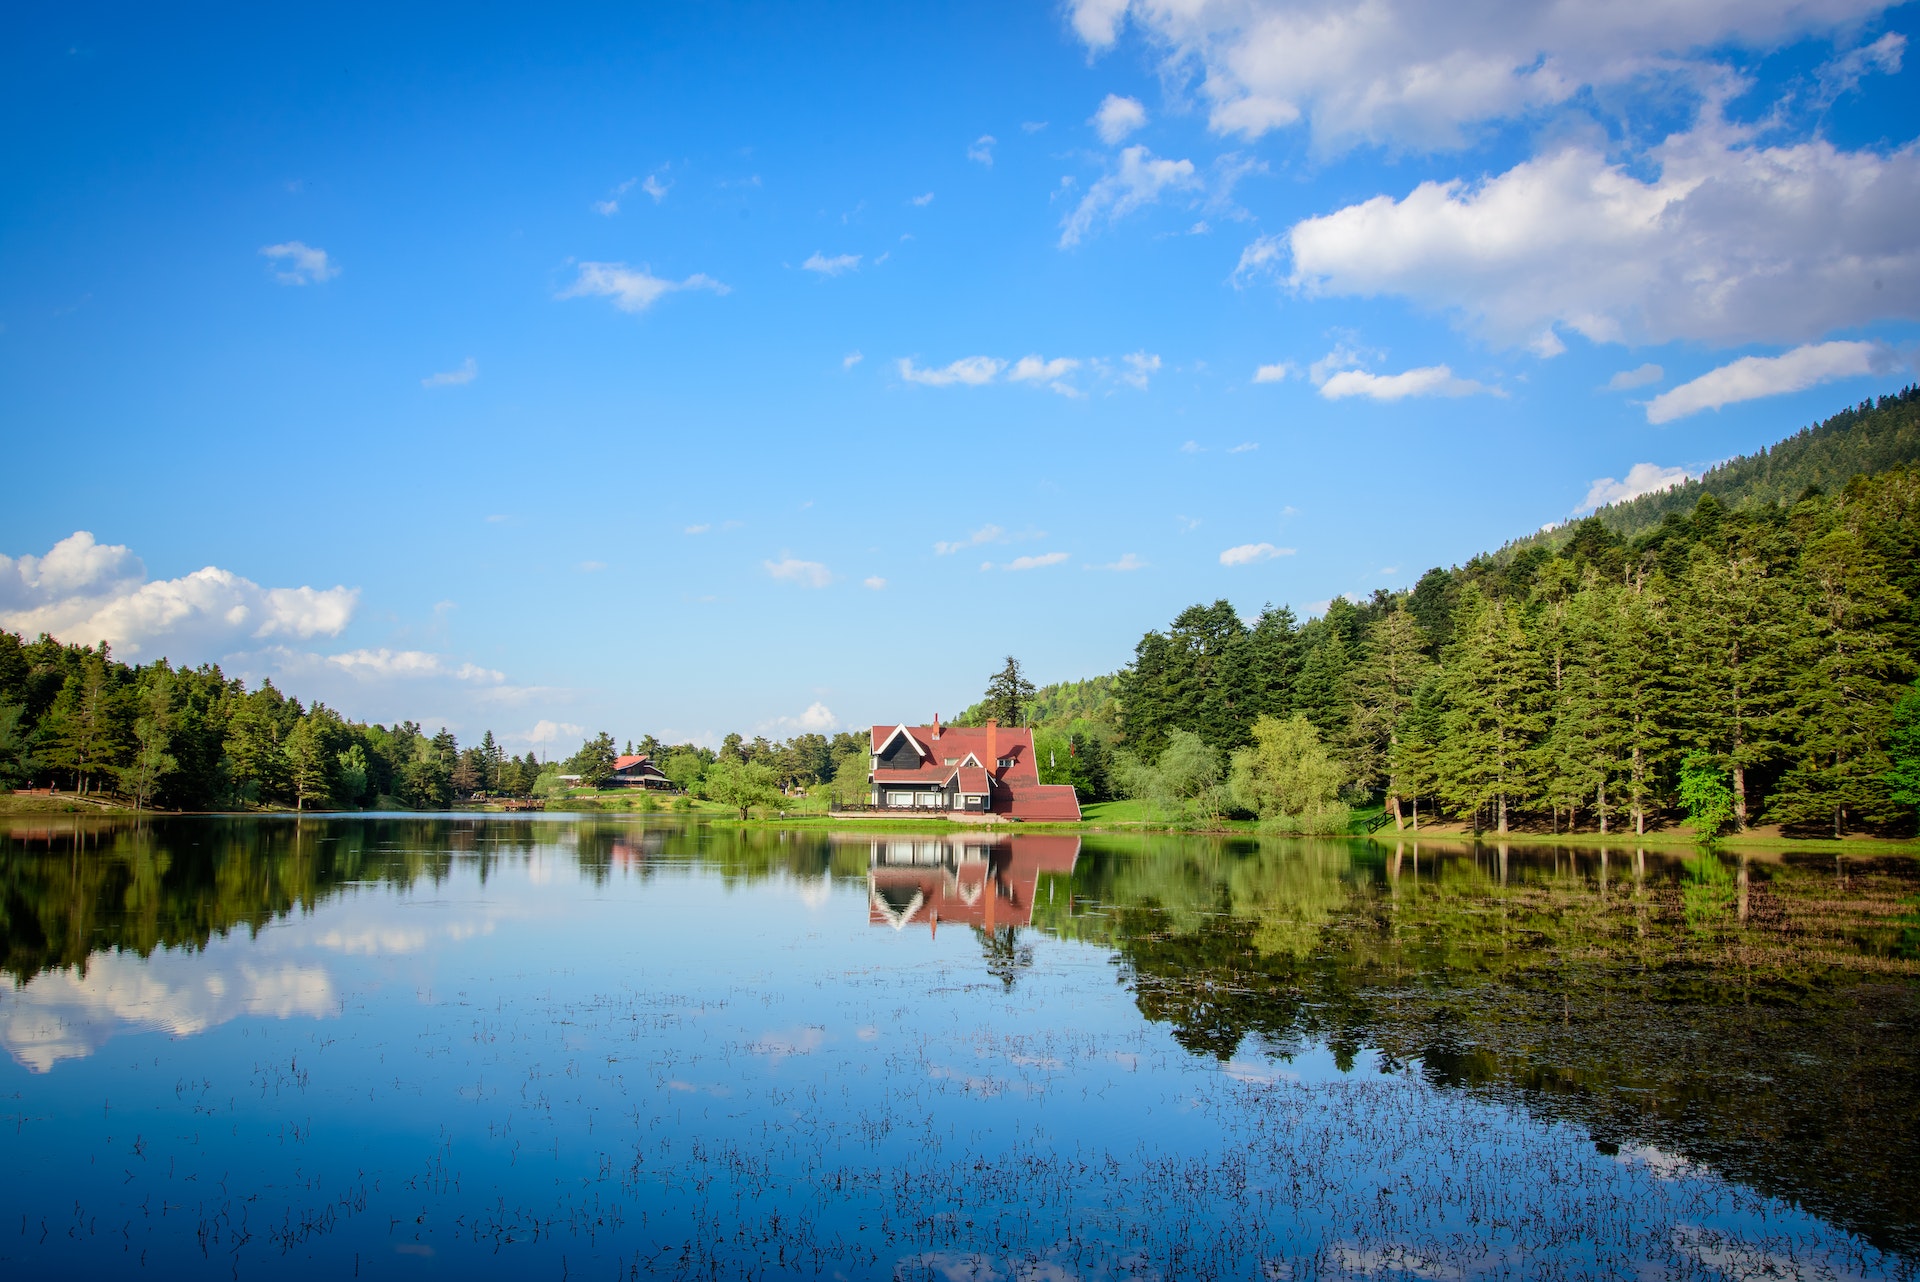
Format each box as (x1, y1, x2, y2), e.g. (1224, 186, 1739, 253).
(3, 0, 1917, 750)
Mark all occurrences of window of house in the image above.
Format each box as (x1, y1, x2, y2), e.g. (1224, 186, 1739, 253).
(997, 757, 1014, 768)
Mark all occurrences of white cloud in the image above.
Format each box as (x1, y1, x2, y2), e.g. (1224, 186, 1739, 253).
(422, 357, 478, 388)
(1003, 552, 1071, 571)
(1120, 350, 1162, 390)
(863, 576, 887, 590)
(577, 560, 606, 572)
(1645, 339, 1893, 423)
(593, 177, 637, 216)
(1285, 119, 1920, 347)
(560, 261, 729, 313)
(1092, 93, 1148, 143)
(323, 649, 506, 684)
(898, 355, 1005, 387)
(1581, 462, 1696, 512)
(1233, 233, 1285, 287)
(1528, 328, 1567, 358)
(802, 251, 862, 276)
(1100, 553, 1147, 571)
(1816, 31, 1906, 103)
(527, 719, 586, 746)
(968, 135, 997, 165)
(935, 525, 1006, 555)
(1319, 364, 1495, 401)
(260, 241, 337, 285)
(642, 173, 670, 203)
(1067, 0, 1902, 151)
(1181, 440, 1204, 454)
(1607, 363, 1665, 391)
(843, 350, 864, 369)
(910, 191, 935, 206)
(1253, 360, 1294, 383)
(0, 532, 357, 659)
(1220, 542, 1295, 566)
(1230, 442, 1259, 453)
(684, 523, 711, 535)
(1008, 354, 1083, 396)
(765, 557, 832, 588)
(1060, 146, 1198, 247)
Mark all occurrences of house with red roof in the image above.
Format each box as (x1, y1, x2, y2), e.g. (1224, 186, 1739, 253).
(865, 716, 1081, 821)
(608, 754, 674, 789)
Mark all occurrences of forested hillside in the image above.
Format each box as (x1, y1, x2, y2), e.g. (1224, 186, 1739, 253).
(1107, 460, 1920, 837)
(1541, 385, 1920, 542)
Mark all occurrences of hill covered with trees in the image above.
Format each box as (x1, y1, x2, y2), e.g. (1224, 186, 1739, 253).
(1098, 387, 1920, 837)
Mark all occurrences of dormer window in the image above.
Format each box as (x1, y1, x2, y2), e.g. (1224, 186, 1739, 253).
(997, 757, 1015, 768)
(943, 758, 957, 766)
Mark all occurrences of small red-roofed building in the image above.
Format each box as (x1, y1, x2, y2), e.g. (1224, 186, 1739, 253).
(607, 754, 675, 790)
(863, 716, 1081, 821)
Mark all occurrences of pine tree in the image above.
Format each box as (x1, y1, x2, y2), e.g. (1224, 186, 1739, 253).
(983, 655, 1038, 727)
(284, 718, 330, 811)
(44, 652, 116, 795)
(1770, 525, 1908, 834)
(1435, 588, 1544, 833)
(1348, 605, 1433, 827)
(1674, 540, 1792, 828)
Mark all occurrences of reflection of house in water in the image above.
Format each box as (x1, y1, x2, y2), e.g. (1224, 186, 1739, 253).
(848, 835, 1080, 934)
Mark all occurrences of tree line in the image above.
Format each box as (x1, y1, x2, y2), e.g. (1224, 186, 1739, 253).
(1109, 454, 1920, 836)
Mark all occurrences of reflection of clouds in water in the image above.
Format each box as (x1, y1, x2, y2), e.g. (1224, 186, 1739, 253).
(1669, 1225, 1872, 1281)
(1221, 1057, 1299, 1085)
(1327, 1244, 1448, 1278)
(526, 854, 556, 885)
(311, 920, 490, 955)
(1618, 1141, 1705, 1181)
(749, 1025, 825, 1061)
(1, 900, 505, 1072)
(1, 953, 335, 1073)
(793, 874, 832, 910)
(897, 1252, 1080, 1282)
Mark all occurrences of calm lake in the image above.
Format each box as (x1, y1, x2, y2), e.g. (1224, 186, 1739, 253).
(1, 817, 1915, 1280)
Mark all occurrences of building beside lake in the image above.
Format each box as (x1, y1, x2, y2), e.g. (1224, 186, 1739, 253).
(847, 834, 1082, 933)
(607, 754, 675, 789)
(866, 717, 1081, 820)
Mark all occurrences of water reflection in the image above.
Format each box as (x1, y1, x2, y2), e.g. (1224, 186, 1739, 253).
(857, 834, 1080, 933)
(0, 816, 1915, 1275)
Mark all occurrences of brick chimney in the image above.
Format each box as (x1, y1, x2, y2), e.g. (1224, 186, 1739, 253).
(931, 712, 941, 740)
(986, 718, 998, 771)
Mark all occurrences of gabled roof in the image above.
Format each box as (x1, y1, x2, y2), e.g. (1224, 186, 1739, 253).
(612, 754, 652, 771)
(871, 724, 928, 759)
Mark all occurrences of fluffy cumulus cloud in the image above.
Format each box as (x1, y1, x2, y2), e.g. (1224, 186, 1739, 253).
(1220, 542, 1295, 565)
(765, 557, 833, 588)
(1581, 462, 1695, 512)
(802, 251, 862, 276)
(1008, 354, 1083, 396)
(1060, 145, 1198, 247)
(560, 262, 729, 313)
(1645, 340, 1895, 422)
(0, 532, 356, 659)
(1283, 119, 1920, 347)
(1253, 360, 1295, 383)
(1068, 0, 1901, 151)
(1091, 93, 1148, 143)
(260, 241, 337, 285)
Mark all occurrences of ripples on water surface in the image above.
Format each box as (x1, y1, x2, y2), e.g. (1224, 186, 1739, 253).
(0, 816, 1915, 1280)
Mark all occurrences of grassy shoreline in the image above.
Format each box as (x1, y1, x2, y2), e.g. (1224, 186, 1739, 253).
(7, 791, 1918, 854)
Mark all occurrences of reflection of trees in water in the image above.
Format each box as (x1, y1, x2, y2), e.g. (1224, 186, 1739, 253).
(1046, 834, 1920, 1256)
(0, 818, 855, 986)
(975, 925, 1033, 990)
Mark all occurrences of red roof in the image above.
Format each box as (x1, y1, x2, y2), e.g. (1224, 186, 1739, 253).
(613, 754, 650, 771)
(868, 723, 1081, 820)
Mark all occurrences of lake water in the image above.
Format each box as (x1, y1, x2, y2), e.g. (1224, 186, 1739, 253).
(1, 816, 1915, 1280)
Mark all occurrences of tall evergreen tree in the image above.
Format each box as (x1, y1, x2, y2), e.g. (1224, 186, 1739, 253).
(1435, 588, 1544, 833)
(983, 655, 1038, 727)
(1348, 605, 1433, 826)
